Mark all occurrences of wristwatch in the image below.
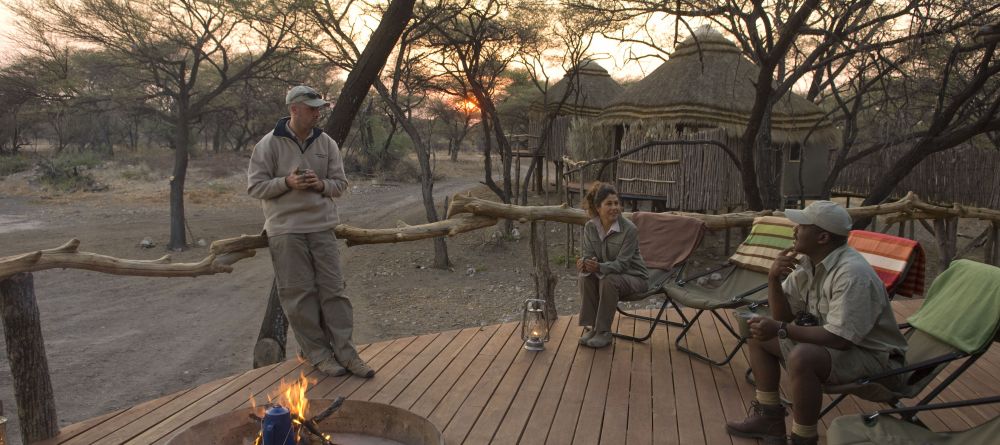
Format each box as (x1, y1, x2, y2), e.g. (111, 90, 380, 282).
(776, 322, 789, 339)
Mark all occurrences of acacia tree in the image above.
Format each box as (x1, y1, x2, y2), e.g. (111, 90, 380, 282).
(12, 0, 301, 250)
(569, 0, 998, 210)
(425, 0, 548, 215)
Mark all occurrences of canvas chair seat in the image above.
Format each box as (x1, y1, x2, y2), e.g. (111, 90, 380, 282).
(657, 216, 795, 366)
(827, 396, 1000, 445)
(613, 212, 706, 343)
(827, 411, 1000, 445)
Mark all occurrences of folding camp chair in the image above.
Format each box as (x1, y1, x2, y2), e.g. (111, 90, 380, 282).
(827, 396, 1000, 445)
(612, 212, 706, 342)
(819, 259, 1000, 419)
(848, 230, 927, 299)
(662, 216, 796, 366)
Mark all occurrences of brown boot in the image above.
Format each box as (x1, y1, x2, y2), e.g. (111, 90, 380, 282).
(788, 433, 818, 445)
(725, 401, 787, 443)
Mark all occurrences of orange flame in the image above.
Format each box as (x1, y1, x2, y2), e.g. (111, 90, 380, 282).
(251, 372, 316, 443)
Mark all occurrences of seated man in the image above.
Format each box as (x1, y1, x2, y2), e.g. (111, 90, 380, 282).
(726, 201, 907, 445)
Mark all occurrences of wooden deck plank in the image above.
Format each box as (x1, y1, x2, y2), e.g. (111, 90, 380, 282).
(407, 324, 503, 418)
(496, 316, 580, 445)
(369, 328, 463, 405)
(544, 334, 596, 445)
(649, 313, 680, 445)
(37, 408, 129, 445)
(572, 316, 620, 445)
(385, 327, 483, 409)
(96, 374, 237, 444)
(61, 387, 192, 445)
(517, 320, 585, 445)
(442, 321, 529, 444)
(465, 315, 573, 444)
(322, 336, 420, 400)
(425, 322, 517, 429)
(599, 316, 637, 445)
(347, 333, 439, 401)
(670, 310, 707, 445)
(37, 299, 1000, 445)
(625, 317, 654, 445)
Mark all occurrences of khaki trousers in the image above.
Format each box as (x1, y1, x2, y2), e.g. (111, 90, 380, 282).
(578, 273, 647, 332)
(268, 231, 358, 366)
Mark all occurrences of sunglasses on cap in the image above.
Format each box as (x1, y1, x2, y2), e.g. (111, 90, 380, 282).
(292, 91, 322, 101)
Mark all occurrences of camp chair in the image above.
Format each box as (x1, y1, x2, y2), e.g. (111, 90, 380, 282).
(612, 212, 706, 342)
(662, 216, 796, 366)
(827, 396, 1000, 445)
(819, 259, 1000, 418)
(848, 230, 927, 299)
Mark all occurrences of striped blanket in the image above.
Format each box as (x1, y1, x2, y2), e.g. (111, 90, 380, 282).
(848, 230, 927, 297)
(729, 216, 796, 274)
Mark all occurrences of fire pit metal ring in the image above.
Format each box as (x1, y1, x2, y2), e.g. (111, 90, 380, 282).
(166, 399, 443, 445)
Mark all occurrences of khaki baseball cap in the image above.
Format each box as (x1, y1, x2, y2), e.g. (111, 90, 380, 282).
(286, 85, 328, 107)
(784, 200, 853, 236)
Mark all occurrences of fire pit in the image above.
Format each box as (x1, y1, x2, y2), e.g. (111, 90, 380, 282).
(166, 399, 443, 445)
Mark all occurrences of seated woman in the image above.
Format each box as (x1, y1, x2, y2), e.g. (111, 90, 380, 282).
(576, 182, 649, 348)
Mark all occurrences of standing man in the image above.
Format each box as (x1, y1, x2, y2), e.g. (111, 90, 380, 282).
(247, 85, 374, 378)
(725, 201, 907, 445)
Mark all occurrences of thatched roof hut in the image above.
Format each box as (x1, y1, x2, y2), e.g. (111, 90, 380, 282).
(594, 27, 834, 210)
(528, 60, 624, 163)
(600, 27, 835, 144)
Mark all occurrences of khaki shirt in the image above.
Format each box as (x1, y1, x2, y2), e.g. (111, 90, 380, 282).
(781, 244, 907, 356)
(580, 215, 648, 280)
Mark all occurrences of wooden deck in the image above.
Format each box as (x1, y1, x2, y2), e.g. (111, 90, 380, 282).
(40, 300, 1000, 445)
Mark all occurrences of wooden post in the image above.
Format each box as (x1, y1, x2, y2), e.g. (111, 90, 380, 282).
(530, 221, 558, 320)
(933, 217, 959, 271)
(908, 220, 915, 240)
(0, 273, 59, 444)
(988, 222, 1000, 266)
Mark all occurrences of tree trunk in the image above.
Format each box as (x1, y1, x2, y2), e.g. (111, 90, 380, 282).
(323, 0, 416, 145)
(934, 217, 959, 271)
(253, 277, 288, 368)
(168, 118, 190, 251)
(0, 273, 59, 444)
(530, 221, 558, 321)
(257, 0, 416, 366)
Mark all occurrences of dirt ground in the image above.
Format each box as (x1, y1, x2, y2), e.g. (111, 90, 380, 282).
(0, 151, 986, 444)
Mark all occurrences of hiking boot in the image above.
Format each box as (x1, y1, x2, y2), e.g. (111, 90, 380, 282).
(725, 401, 787, 442)
(584, 331, 613, 348)
(344, 357, 375, 378)
(788, 433, 818, 445)
(314, 358, 348, 377)
(578, 327, 596, 345)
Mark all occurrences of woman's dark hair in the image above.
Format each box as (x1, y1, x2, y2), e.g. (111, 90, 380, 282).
(583, 182, 618, 218)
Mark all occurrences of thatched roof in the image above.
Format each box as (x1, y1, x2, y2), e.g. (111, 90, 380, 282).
(531, 60, 624, 117)
(600, 27, 835, 144)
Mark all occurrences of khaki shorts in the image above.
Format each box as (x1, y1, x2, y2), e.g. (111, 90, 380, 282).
(779, 338, 904, 385)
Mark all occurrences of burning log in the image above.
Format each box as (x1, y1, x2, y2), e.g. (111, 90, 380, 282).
(311, 397, 345, 423)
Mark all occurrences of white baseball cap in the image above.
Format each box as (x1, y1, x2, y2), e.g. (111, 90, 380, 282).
(285, 85, 329, 107)
(784, 200, 853, 236)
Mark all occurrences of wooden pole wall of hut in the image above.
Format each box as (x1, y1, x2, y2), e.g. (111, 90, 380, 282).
(934, 217, 959, 271)
(0, 272, 59, 444)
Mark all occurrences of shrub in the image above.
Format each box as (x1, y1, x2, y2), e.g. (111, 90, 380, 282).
(36, 157, 108, 192)
(0, 153, 33, 177)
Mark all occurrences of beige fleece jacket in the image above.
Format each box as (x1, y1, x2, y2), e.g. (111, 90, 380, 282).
(247, 118, 349, 237)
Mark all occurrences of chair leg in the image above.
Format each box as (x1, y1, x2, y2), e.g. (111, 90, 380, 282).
(675, 309, 747, 366)
(820, 394, 848, 418)
(614, 298, 690, 342)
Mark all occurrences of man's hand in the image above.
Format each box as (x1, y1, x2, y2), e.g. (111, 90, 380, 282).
(769, 247, 800, 281)
(576, 257, 600, 273)
(748, 317, 780, 341)
(286, 168, 322, 191)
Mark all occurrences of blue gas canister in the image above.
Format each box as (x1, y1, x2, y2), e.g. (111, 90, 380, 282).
(261, 404, 297, 445)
